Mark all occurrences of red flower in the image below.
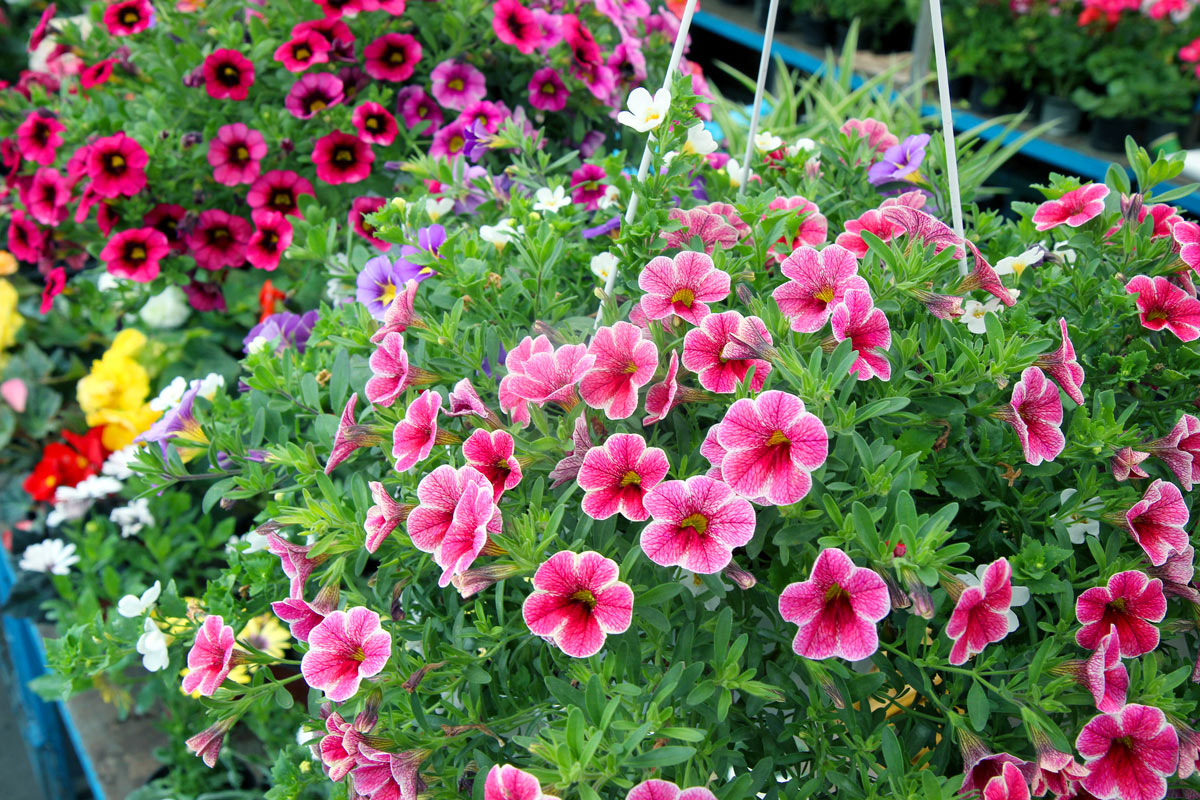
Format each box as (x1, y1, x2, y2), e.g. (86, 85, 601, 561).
(312, 131, 374, 185)
(363, 33, 422, 82)
(349, 196, 389, 250)
(16, 112, 64, 166)
(248, 169, 315, 218)
(86, 131, 147, 198)
(28, 4, 56, 52)
(186, 209, 251, 270)
(1076, 705, 1178, 800)
(273, 30, 331, 72)
(1076, 570, 1166, 658)
(352, 102, 398, 146)
(143, 203, 187, 253)
(102, 0, 153, 36)
(40, 267, 66, 314)
(202, 49, 255, 101)
(80, 58, 117, 90)
(101, 227, 169, 282)
(206, 123, 266, 186)
(63, 427, 110, 471)
(23, 440, 99, 502)
(1125, 274, 1200, 342)
(23, 167, 71, 226)
(7, 209, 45, 264)
(1123, 479, 1189, 567)
(246, 210, 293, 272)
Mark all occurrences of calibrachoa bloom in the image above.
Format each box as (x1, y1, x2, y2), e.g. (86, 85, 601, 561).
(979, 763, 1029, 800)
(392, 391, 449, 472)
(1173, 219, 1200, 275)
(100, 227, 168, 282)
(682, 312, 773, 394)
(430, 59, 486, 110)
(363, 33, 422, 82)
(285, 72, 345, 119)
(570, 163, 609, 210)
(17, 112, 65, 166)
(639, 251, 731, 326)
(248, 170, 315, 218)
(407, 464, 500, 586)
(578, 433, 669, 522)
(640, 475, 755, 573)
(714, 390, 828, 505)
(765, 195, 828, 262)
(203, 49, 255, 101)
(352, 102, 399, 146)
(945, 558, 1021, 665)
(312, 131, 374, 185)
(103, 0, 154, 36)
(246, 210, 292, 271)
(397, 86, 444, 133)
(187, 209, 251, 270)
(499, 338, 594, 422)
(1033, 184, 1110, 231)
(352, 747, 425, 800)
(366, 332, 411, 407)
(626, 780, 718, 800)
(830, 289, 892, 381)
(1147, 414, 1200, 490)
(430, 120, 469, 161)
(773, 244, 867, 333)
(87, 132, 148, 198)
(181, 615, 236, 696)
(274, 30, 330, 72)
(1034, 317, 1086, 405)
(484, 764, 560, 800)
(1076, 570, 1167, 658)
(24, 167, 70, 226)
(528, 67, 568, 111)
(300, 607, 392, 702)
(617, 86, 671, 132)
(1125, 274, 1200, 342)
(662, 207, 739, 254)
(350, 196, 389, 249)
(779, 548, 890, 660)
(364, 481, 407, 553)
(993, 366, 1065, 466)
(840, 117, 899, 155)
(1059, 625, 1129, 713)
(1076, 705, 1179, 800)
(1123, 479, 1189, 567)
(522, 550, 633, 658)
(867, 133, 929, 185)
(462, 429, 522, 499)
(579, 322, 659, 420)
(207, 123, 267, 186)
(492, 0, 542, 53)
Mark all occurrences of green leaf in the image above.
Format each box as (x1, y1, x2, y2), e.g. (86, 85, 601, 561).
(967, 681, 990, 731)
(881, 726, 904, 780)
(855, 397, 911, 423)
(624, 746, 696, 769)
(274, 685, 294, 709)
(713, 606, 732, 665)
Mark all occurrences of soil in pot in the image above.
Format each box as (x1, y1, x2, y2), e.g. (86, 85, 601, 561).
(1088, 116, 1144, 153)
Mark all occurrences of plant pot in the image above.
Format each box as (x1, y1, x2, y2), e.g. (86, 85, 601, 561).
(1039, 95, 1082, 138)
(754, 0, 793, 31)
(790, 11, 833, 47)
(968, 79, 1005, 115)
(1087, 116, 1144, 153)
(1140, 117, 1184, 149)
(871, 21, 914, 54)
(948, 76, 972, 102)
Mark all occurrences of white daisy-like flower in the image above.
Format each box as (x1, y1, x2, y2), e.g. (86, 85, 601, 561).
(754, 130, 783, 152)
(955, 563, 1030, 633)
(682, 122, 718, 156)
(101, 446, 141, 481)
(480, 219, 519, 251)
(1058, 488, 1102, 544)
(117, 580, 162, 618)
(959, 298, 1005, 335)
(787, 137, 817, 157)
(596, 185, 621, 211)
(617, 87, 671, 133)
(426, 196, 454, 222)
(47, 475, 122, 527)
(533, 186, 571, 214)
(110, 497, 154, 539)
(136, 617, 169, 672)
(993, 246, 1044, 278)
(19, 539, 80, 575)
(590, 252, 619, 282)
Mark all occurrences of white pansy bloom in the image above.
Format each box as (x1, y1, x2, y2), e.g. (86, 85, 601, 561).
(139, 286, 190, 329)
(590, 253, 618, 282)
(102, 446, 141, 481)
(1058, 488, 1102, 544)
(959, 298, 1004, 335)
(682, 123, 718, 156)
(111, 498, 154, 539)
(994, 246, 1044, 278)
(480, 219, 518, 251)
(19, 539, 79, 575)
(136, 617, 169, 672)
(150, 376, 189, 413)
(754, 131, 783, 152)
(617, 87, 671, 133)
(117, 581, 162, 618)
(533, 186, 571, 213)
(426, 197, 454, 222)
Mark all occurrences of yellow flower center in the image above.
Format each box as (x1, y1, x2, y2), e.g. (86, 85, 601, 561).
(670, 288, 695, 307)
(767, 429, 789, 446)
(680, 513, 708, 536)
(1146, 310, 1169, 321)
(295, 46, 311, 60)
(824, 583, 849, 603)
(449, 78, 464, 92)
(379, 281, 397, 307)
(570, 589, 597, 608)
(814, 286, 834, 303)
(310, 100, 327, 112)
(130, 246, 146, 260)
(449, 136, 465, 152)
(619, 470, 641, 487)
(235, 146, 249, 161)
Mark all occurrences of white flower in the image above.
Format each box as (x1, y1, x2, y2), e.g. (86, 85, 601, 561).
(102, 446, 141, 481)
(682, 122, 718, 156)
(426, 196, 454, 222)
(590, 252, 619, 282)
(993, 246, 1044, 278)
(533, 186, 571, 214)
(297, 726, 322, 747)
(117, 581, 162, 618)
(227, 529, 271, 555)
(959, 298, 1004, 335)
(19, 539, 79, 575)
(754, 130, 783, 152)
(325, 278, 356, 305)
(678, 570, 722, 611)
(1058, 488, 1102, 544)
(110, 498, 154, 539)
(47, 475, 122, 527)
(150, 376, 189, 413)
(617, 87, 671, 133)
(956, 563, 1030, 633)
(480, 219, 518, 250)
(96, 272, 122, 293)
(193, 373, 226, 402)
(247, 335, 270, 355)
(139, 286, 190, 329)
(596, 185, 621, 211)
(1051, 240, 1077, 265)
(136, 617, 169, 672)
(787, 137, 817, 157)
(725, 157, 754, 188)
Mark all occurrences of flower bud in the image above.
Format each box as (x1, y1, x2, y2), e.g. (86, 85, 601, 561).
(390, 582, 405, 621)
(280, 138, 295, 154)
(180, 132, 203, 149)
(402, 661, 446, 693)
(722, 561, 757, 590)
(355, 689, 382, 732)
(1121, 192, 1144, 223)
(735, 283, 754, 307)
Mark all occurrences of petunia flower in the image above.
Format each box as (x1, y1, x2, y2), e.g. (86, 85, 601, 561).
(24, 167, 70, 226)
(1056, 625, 1128, 713)
(363, 33, 421, 82)
(301, 607, 392, 702)
(956, 249, 1016, 307)
(202, 49, 255, 101)
(617, 86, 671, 132)
(264, 531, 326, 599)
(325, 394, 380, 474)
(312, 130, 373, 185)
(522, 550, 634, 658)
(661, 208, 739, 254)
(186, 209, 251, 270)
(462, 429, 523, 500)
(366, 331, 413, 408)
(397, 86, 444, 135)
(772, 244, 867, 333)
(364, 481, 410, 553)
(430, 59, 486, 111)
(101, 227, 168, 282)
(103, 0, 154, 36)
(446, 378, 501, 427)
(1076, 570, 1166, 657)
(945, 557, 1023, 665)
(840, 117, 898, 156)
(315, 711, 364, 782)
(528, 67, 568, 112)
(579, 322, 659, 420)
(272, 595, 328, 643)
(352, 102, 398, 147)
(86, 131, 147, 198)
(643, 350, 707, 426)
(499, 337, 593, 422)
(958, 735, 1036, 799)
(578, 433, 670, 522)
(207, 123, 266, 186)
(1034, 318, 1085, 405)
(181, 615, 237, 696)
(626, 779, 717, 800)
(714, 390, 827, 505)
(682, 312, 773, 395)
(958, 298, 1004, 335)
(407, 464, 501, 586)
(1076, 705, 1179, 800)
(992, 366, 1065, 467)
(1148, 414, 1200, 490)
(829, 289, 891, 381)
(1112, 446, 1151, 482)
(639, 251, 731, 326)
(779, 547, 890, 660)
(16, 112, 65, 166)
(1125, 274, 1200, 341)
(1122, 479, 1189, 566)
(867, 133, 929, 185)
(247, 169, 315, 218)
(765, 195, 828, 263)
(640, 475, 755, 573)
(484, 764, 561, 800)
(1032, 184, 1110, 231)
(392, 391, 457, 472)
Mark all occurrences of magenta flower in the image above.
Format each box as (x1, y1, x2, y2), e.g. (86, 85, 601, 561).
(979, 763, 1029, 800)
(187, 209, 251, 271)
(993, 366, 1065, 467)
(835, 209, 897, 258)
(772, 244, 867, 333)
(25, 167, 70, 226)
(639, 251, 731, 327)
(1034, 318, 1085, 405)
(945, 557, 1020, 665)
(569, 164, 608, 210)
(549, 415, 593, 489)
(662, 207, 740, 254)
(462, 429, 523, 499)
(271, 596, 327, 643)
(699, 426, 767, 505)
(682, 312, 773, 394)
(579, 322, 659, 420)
(779, 547, 890, 660)
(765, 195, 828, 263)
(16, 112, 64, 166)
(1112, 446, 1151, 482)
(577, 433, 669, 522)
(365, 481, 406, 553)
(87, 131, 147, 198)
(207, 123, 266, 186)
(640, 475, 755, 573)
(1125, 274, 1200, 341)
(522, 550, 633, 658)
(301, 607, 392, 702)
(366, 332, 411, 408)
(1121, 479, 1189, 567)
(1030, 729, 1089, 797)
(1032, 184, 1110, 231)
(101, 227, 169, 282)
(353, 102, 399, 147)
(407, 464, 500, 587)
(1077, 705, 1179, 800)
(285, 73, 345, 119)
(840, 117, 899, 156)
(266, 532, 323, 599)
(246, 210, 292, 271)
(830, 289, 891, 381)
(352, 747, 425, 800)
(492, 0, 542, 53)
(484, 764, 561, 800)
(1061, 625, 1129, 713)
(626, 780, 717, 800)
(447, 378, 501, 427)
(960, 739, 1036, 799)
(274, 30, 331, 72)
(392, 391, 446, 473)
(643, 350, 706, 426)
(694, 202, 751, 239)
(186, 720, 233, 768)
(430, 59, 486, 110)
(878, 205, 964, 258)
(202, 49, 255, 101)
(498, 338, 594, 422)
(498, 335, 553, 426)
(1147, 414, 1200, 490)
(316, 712, 365, 782)
(363, 33, 421, 82)
(528, 67, 568, 112)
(248, 169, 315, 218)
(715, 390, 827, 506)
(181, 615, 236, 696)
(326, 393, 382, 474)
(312, 130, 373, 186)
(1173, 219, 1200, 275)
(1076, 570, 1166, 658)
(397, 86, 444, 135)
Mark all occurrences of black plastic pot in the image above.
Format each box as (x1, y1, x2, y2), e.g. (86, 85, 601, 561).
(968, 79, 1005, 115)
(869, 21, 914, 54)
(1039, 95, 1082, 138)
(1140, 117, 1184, 148)
(754, 0, 793, 31)
(790, 10, 834, 47)
(1087, 116, 1144, 153)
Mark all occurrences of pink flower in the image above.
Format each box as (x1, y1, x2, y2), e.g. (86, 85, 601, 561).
(246, 210, 292, 271)
(365, 481, 407, 553)
(392, 391, 446, 472)
(312, 130, 373, 185)
(765, 195, 828, 263)
(1076, 705, 1179, 800)
(945, 557, 1021, 665)
(878, 205, 964, 258)
(202, 49, 255, 101)
(1173, 219, 1200, 275)
(17, 112, 64, 166)
(779, 548, 889, 660)
(271, 596, 327, 643)
(186, 720, 233, 768)
(994, 366, 1065, 466)
(527, 67, 568, 112)
(714, 390, 827, 506)
(569, 163, 608, 210)
(274, 30, 331, 72)
(462, 429, 523, 499)
(100, 227, 168, 282)
(24, 167, 70, 226)
(351, 747, 425, 800)
(829, 289, 891, 381)
(840, 118, 898, 155)
(772, 244, 867, 333)
(266, 532, 323, 598)
(447, 378, 501, 427)
(1123, 479, 1189, 567)
(1063, 625, 1129, 713)
(187, 209, 251, 271)
(498, 338, 593, 422)
(639, 251, 731, 327)
(1030, 728, 1090, 797)
(397, 86, 444, 134)
(492, 0, 542, 53)
(458, 100, 509, 134)
(207, 123, 266, 186)
(181, 615, 236, 696)
(407, 464, 500, 587)
(1125, 274, 1200, 342)
(1112, 446, 1151, 481)
(285, 72, 345, 119)
(353, 102, 399, 147)
(661, 207, 740, 254)
(578, 433, 670, 521)
(326, 393, 382, 474)
(498, 335, 552, 426)
(370, 280, 420, 342)
(87, 131, 147, 198)
(695, 202, 751, 240)
(1076, 570, 1166, 658)
(1032, 184, 1110, 231)
(549, 414, 593, 488)
(484, 764, 561, 800)
(366, 331, 410, 407)
(682, 312, 772, 394)
(316, 712, 364, 782)
(957, 249, 1016, 308)
(626, 780, 717, 800)
(1147, 414, 1200, 490)
(642, 350, 706, 426)
(301, 607, 391, 702)
(579, 322, 658, 420)
(835, 209, 897, 258)
(248, 169, 314, 218)
(363, 33, 421, 82)
(1034, 318, 1085, 405)
(522, 550, 634, 658)
(960, 739, 1036, 799)
(640, 475, 755, 573)
(981, 763, 1029, 800)
(430, 59, 486, 110)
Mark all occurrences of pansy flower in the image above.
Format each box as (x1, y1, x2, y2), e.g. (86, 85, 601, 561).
(1033, 184, 1110, 231)
(579, 322, 659, 420)
(780, 548, 890, 660)
(430, 59, 486, 110)
(202, 49, 254, 100)
(522, 550, 633, 658)
(578, 433, 669, 522)
(407, 464, 501, 586)
(363, 33, 421, 82)
(1125, 274, 1200, 341)
(714, 390, 828, 506)
(301, 607, 391, 702)
(1076, 570, 1166, 658)
(207, 123, 266, 186)
(285, 72, 345, 119)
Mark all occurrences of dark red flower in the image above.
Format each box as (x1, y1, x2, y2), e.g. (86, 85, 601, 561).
(80, 58, 117, 90)
(362, 33, 421, 82)
(183, 277, 227, 311)
(349, 196, 389, 250)
(62, 427, 111, 472)
(246, 210, 293, 272)
(102, 0, 153, 36)
(143, 203, 188, 253)
(86, 131, 147, 198)
(101, 226, 169, 282)
(186, 209, 251, 270)
(312, 130, 374, 185)
(248, 170, 315, 218)
(352, 102, 398, 146)
(202, 49, 255, 101)
(7, 209, 46, 263)
(40, 266, 66, 314)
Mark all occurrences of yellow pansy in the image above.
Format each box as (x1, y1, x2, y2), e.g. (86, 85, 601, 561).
(0, 279, 23, 362)
(77, 328, 159, 448)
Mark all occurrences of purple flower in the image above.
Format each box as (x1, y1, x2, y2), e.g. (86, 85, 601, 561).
(356, 256, 410, 320)
(137, 385, 206, 457)
(417, 225, 446, 257)
(583, 216, 621, 239)
(579, 130, 606, 158)
(868, 133, 930, 186)
(461, 120, 490, 162)
(691, 176, 708, 202)
(243, 311, 319, 354)
(481, 343, 508, 379)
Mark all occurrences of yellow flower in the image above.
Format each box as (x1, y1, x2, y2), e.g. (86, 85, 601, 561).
(77, 329, 158, 447)
(0, 280, 23, 365)
(228, 614, 291, 684)
(89, 404, 160, 450)
(0, 250, 16, 276)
